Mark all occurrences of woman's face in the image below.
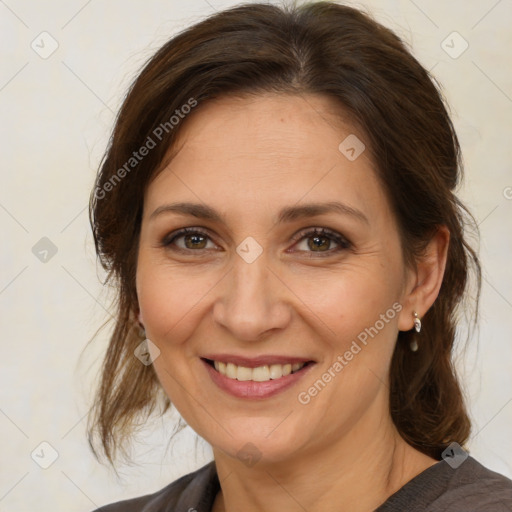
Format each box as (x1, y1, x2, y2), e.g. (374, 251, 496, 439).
(136, 93, 415, 465)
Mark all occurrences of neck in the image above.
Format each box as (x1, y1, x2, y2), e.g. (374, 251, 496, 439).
(212, 397, 437, 512)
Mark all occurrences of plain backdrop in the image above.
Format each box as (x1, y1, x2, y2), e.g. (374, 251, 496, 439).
(1, 0, 511, 510)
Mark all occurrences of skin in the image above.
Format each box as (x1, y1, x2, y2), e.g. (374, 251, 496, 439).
(136, 93, 450, 512)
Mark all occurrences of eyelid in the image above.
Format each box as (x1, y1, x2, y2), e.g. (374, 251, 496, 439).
(160, 227, 217, 248)
(289, 226, 351, 246)
(287, 227, 352, 257)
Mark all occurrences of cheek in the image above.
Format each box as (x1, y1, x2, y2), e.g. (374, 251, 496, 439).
(289, 264, 402, 347)
(136, 257, 218, 346)
(136, 259, 212, 409)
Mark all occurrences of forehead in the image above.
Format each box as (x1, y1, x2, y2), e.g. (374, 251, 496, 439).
(168, 92, 361, 158)
(145, 93, 389, 226)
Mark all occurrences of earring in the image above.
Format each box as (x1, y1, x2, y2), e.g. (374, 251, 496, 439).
(138, 323, 146, 339)
(413, 311, 421, 333)
(410, 311, 421, 352)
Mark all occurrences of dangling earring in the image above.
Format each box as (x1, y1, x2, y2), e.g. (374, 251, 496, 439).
(410, 311, 421, 352)
(413, 311, 421, 332)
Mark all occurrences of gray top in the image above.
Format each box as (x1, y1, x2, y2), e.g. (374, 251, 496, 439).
(94, 456, 512, 511)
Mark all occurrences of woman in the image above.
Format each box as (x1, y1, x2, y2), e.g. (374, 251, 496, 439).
(88, 2, 512, 511)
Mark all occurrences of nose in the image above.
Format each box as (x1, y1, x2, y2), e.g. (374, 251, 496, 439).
(212, 250, 292, 342)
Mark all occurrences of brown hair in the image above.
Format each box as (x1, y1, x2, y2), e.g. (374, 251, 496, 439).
(87, 0, 481, 467)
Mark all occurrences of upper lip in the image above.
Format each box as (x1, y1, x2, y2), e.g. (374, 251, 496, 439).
(202, 354, 315, 368)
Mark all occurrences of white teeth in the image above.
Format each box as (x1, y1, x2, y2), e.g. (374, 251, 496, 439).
(269, 364, 283, 379)
(236, 366, 253, 381)
(226, 362, 237, 379)
(212, 361, 306, 381)
(252, 365, 270, 382)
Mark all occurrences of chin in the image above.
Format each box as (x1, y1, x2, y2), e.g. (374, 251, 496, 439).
(206, 418, 311, 468)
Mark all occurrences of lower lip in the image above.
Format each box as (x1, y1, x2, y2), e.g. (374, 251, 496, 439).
(202, 359, 315, 399)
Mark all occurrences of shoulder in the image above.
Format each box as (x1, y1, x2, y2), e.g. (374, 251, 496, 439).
(437, 456, 512, 511)
(377, 455, 512, 512)
(91, 461, 218, 512)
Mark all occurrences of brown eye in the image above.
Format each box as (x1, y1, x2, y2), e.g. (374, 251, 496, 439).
(161, 228, 217, 252)
(290, 227, 351, 256)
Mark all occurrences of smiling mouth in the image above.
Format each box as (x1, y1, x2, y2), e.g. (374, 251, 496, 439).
(202, 358, 314, 382)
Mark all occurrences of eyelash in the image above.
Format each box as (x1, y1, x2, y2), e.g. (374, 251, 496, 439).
(160, 226, 352, 257)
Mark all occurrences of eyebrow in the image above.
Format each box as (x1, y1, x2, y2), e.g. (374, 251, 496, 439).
(149, 201, 369, 225)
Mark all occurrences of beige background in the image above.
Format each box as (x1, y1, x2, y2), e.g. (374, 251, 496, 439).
(1, 0, 511, 510)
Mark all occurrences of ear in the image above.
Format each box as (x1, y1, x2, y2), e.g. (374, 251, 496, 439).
(397, 225, 450, 331)
(131, 304, 144, 327)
